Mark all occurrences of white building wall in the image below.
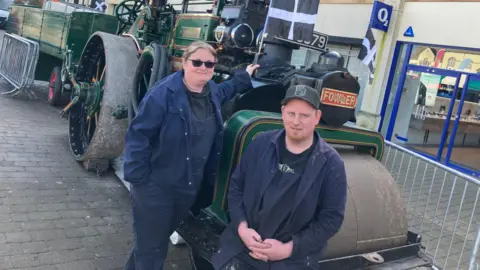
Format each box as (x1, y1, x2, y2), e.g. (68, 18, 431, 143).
(396, 2, 480, 48)
(314, 4, 373, 39)
(313, 2, 480, 48)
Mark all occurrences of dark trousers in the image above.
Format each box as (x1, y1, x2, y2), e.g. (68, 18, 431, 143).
(216, 251, 270, 270)
(124, 180, 196, 270)
(217, 257, 259, 270)
(216, 251, 316, 270)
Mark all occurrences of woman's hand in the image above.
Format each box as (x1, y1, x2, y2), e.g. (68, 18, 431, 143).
(246, 64, 260, 77)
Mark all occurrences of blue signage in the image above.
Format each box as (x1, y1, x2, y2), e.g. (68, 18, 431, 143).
(370, 0, 393, 32)
(404, 26, 414, 37)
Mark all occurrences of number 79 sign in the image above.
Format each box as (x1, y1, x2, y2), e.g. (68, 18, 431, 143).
(369, 0, 393, 32)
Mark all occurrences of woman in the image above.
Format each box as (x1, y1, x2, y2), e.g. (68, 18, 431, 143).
(123, 41, 260, 270)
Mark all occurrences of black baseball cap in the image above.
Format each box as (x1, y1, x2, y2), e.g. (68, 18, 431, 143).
(281, 85, 320, 110)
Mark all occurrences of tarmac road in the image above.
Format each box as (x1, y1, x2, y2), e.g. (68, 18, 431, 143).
(0, 30, 193, 270)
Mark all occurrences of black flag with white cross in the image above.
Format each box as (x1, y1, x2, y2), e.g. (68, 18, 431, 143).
(358, 26, 377, 84)
(264, 0, 320, 42)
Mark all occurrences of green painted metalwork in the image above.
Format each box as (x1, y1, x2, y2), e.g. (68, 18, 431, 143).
(127, 6, 156, 48)
(66, 12, 119, 64)
(208, 110, 385, 223)
(169, 14, 220, 58)
(35, 51, 62, 82)
(6, 5, 118, 65)
(212, 0, 225, 16)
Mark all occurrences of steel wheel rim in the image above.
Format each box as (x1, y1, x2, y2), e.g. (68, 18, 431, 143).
(132, 46, 155, 116)
(68, 37, 105, 161)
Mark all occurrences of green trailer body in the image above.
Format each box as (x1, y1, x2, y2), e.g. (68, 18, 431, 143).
(5, 4, 119, 81)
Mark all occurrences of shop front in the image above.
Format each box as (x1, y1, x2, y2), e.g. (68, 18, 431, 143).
(380, 42, 480, 178)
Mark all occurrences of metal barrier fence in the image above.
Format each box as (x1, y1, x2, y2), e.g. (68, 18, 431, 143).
(381, 140, 480, 270)
(0, 33, 39, 98)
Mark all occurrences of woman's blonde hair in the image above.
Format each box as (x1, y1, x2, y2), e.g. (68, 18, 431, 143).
(182, 41, 217, 61)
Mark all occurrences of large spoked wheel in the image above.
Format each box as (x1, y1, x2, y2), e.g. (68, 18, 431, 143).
(67, 32, 138, 169)
(114, 0, 145, 33)
(129, 42, 170, 122)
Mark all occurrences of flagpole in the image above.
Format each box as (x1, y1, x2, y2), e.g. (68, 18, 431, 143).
(253, 32, 266, 64)
(369, 30, 387, 87)
(253, 0, 273, 65)
(363, 28, 387, 114)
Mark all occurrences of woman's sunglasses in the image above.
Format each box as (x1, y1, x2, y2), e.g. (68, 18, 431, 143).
(188, 59, 216, 69)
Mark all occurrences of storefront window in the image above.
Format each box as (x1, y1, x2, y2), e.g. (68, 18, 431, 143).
(383, 43, 480, 175)
(444, 74, 480, 156)
(409, 45, 480, 72)
(380, 44, 409, 136)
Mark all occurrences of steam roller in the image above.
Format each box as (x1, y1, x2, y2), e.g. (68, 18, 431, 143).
(184, 106, 411, 265)
(324, 149, 408, 259)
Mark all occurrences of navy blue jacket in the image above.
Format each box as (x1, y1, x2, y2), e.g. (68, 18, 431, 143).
(122, 69, 253, 191)
(212, 129, 347, 269)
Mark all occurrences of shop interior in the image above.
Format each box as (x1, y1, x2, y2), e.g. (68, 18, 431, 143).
(383, 44, 480, 176)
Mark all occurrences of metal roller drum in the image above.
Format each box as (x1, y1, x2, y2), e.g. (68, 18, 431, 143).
(322, 148, 409, 259)
(68, 32, 138, 164)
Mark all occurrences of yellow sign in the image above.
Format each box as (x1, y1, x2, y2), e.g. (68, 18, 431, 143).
(179, 27, 201, 39)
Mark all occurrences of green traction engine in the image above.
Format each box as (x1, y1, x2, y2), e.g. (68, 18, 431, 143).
(54, 0, 433, 269)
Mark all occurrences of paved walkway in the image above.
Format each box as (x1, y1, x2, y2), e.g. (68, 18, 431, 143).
(0, 33, 191, 270)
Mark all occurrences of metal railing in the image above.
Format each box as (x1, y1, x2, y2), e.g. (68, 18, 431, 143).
(381, 140, 480, 270)
(0, 33, 39, 98)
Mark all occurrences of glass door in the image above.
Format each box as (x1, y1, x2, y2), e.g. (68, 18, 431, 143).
(443, 74, 480, 177)
(385, 64, 461, 162)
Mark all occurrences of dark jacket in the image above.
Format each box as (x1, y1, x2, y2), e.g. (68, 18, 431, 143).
(212, 129, 348, 269)
(122, 69, 253, 191)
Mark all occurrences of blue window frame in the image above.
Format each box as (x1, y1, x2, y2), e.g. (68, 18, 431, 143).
(379, 41, 480, 178)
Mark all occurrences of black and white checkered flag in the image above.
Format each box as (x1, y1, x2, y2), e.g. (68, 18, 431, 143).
(264, 0, 320, 42)
(358, 27, 377, 84)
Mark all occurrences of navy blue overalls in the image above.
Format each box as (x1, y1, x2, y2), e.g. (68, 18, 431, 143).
(122, 69, 253, 270)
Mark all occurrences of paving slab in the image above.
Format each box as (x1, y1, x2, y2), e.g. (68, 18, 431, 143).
(0, 30, 192, 270)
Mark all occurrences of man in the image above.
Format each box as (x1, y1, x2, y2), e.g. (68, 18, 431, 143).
(211, 84, 348, 270)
